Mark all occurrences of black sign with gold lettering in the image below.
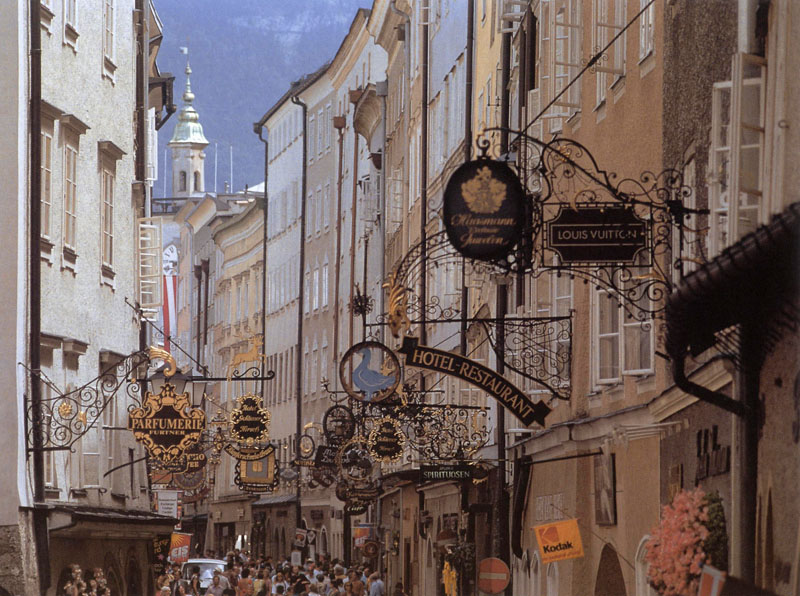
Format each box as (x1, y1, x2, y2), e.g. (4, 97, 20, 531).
(229, 393, 271, 446)
(398, 336, 550, 427)
(546, 206, 649, 264)
(368, 417, 405, 463)
(443, 159, 526, 261)
(128, 382, 206, 464)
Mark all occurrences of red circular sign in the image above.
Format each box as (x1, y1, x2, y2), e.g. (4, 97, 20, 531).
(477, 557, 510, 594)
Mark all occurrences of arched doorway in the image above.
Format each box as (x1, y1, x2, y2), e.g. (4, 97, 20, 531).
(127, 557, 142, 596)
(320, 526, 329, 558)
(594, 544, 627, 596)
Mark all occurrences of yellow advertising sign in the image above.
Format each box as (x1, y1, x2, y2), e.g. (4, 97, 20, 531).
(533, 518, 584, 563)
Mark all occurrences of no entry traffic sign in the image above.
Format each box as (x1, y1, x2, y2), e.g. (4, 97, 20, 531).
(477, 557, 510, 594)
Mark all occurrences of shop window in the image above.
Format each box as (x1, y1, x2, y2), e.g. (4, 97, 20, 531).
(635, 536, 658, 596)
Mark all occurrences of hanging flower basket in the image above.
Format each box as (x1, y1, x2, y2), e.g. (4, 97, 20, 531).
(645, 488, 728, 596)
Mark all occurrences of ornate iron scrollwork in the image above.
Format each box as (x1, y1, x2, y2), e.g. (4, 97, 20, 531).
(28, 349, 151, 452)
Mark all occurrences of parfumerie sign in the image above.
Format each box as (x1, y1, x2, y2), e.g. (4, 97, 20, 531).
(399, 336, 550, 427)
(546, 206, 649, 264)
(443, 159, 526, 261)
(128, 382, 206, 463)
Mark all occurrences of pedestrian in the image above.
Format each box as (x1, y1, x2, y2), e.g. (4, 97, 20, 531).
(189, 565, 202, 596)
(237, 568, 255, 596)
(367, 573, 384, 596)
(390, 582, 405, 596)
(205, 575, 225, 596)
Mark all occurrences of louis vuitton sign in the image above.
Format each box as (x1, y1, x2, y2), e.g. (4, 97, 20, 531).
(398, 336, 550, 427)
(443, 159, 526, 261)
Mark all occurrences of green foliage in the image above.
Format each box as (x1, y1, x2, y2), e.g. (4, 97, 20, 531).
(702, 491, 729, 571)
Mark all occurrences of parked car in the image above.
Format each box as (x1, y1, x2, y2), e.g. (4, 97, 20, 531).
(180, 559, 227, 591)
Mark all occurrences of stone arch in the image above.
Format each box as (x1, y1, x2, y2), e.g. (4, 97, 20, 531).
(546, 562, 559, 596)
(594, 544, 627, 596)
(531, 550, 542, 596)
(320, 526, 329, 557)
(194, 170, 202, 193)
(179, 170, 187, 192)
(634, 536, 657, 596)
(127, 555, 143, 596)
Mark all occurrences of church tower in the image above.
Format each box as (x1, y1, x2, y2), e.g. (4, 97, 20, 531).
(168, 52, 209, 197)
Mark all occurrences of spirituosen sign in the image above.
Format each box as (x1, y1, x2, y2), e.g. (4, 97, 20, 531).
(443, 159, 526, 261)
(128, 382, 206, 464)
(420, 464, 474, 482)
(398, 336, 551, 427)
(545, 206, 649, 264)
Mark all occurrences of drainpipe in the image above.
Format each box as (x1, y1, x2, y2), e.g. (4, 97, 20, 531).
(420, 0, 429, 349)
(29, 0, 50, 590)
(348, 126, 360, 350)
(378, 84, 388, 344)
(332, 121, 345, 376)
(253, 123, 269, 397)
(496, 28, 512, 595)
(291, 95, 307, 534)
(461, 0, 475, 356)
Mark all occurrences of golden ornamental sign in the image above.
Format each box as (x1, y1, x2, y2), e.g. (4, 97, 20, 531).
(128, 382, 206, 463)
(443, 159, 526, 261)
(229, 393, 271, 446)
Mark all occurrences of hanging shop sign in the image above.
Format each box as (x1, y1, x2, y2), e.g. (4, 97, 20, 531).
(152, 534, 172, 575)
(545, 206, 649, 264)
(344, 501, 369, 515)
(443, 159, 526, 261)
(128, 382, 206, 464)
(181, 486, 210, 504)
(294, 528, 308, 548)
(169, 532, 193, 564)
(234, 446, 279, 493)
(533, 518, 585, 563)
(340, 341, 402, 403)
(399, 336, 551, 427)
(323, 405, 357, 445)
(229, 393, 271, 446)
(363, 541, 380, 558)
(367, 417, 406, 463)
(336, 484, 383, 502)
(419, 463, 474, 482)
(315, 445, 339, 469)
(336, 437, 376, 485)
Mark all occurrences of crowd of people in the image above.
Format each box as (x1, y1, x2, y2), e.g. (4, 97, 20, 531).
(155, 550, 408, 596)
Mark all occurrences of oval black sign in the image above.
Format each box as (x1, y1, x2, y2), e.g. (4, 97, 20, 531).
(443, 159, 526, 261)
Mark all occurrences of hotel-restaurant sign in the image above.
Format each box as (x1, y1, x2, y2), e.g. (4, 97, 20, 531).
(398, 336, 550, 427)
(546, 206, 649, 264)
(443, 159, 526, 261)
(128, 382, 206, 464)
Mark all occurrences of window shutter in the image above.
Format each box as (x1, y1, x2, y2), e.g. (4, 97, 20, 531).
(137, 217, 162, 317)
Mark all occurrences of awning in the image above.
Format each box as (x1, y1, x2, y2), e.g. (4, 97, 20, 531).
(252, 494, 298, 507)
(665, 203, 800, 415)
(48, 503, 177, 539)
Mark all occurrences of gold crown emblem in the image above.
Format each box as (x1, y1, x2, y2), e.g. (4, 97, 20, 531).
(461, 166, 506, 214)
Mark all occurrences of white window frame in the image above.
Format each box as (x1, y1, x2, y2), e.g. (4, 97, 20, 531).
(41, 126, 53, 240)
(63, 140, 78, 252)
(321, 261, 329, 308)
(638, 0, 654, 62)
(102, 0, 116, 75)
(709, 53, 767, 256)
(312, 267, 320, 311)
(593, 275, 653, 385)
(593, 0, 624, 102)
(100, 165, 114, 268)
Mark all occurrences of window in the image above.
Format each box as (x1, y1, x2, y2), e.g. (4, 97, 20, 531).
(65, 0, 77, 27)
(325, 104, 332, 150)
(638, 0, 654, 60)
(594, 0, 626, 105)
(317, 109, 324, 156)
(709, 53, 767, 255)
(546, 563, 558, 596)
(103, 0, 114, 62)
(41, 126, 53, 239)
(101, 167, 114, 267)
(235, 283, 241, 321)
(323, 182, 331, 228)
(194, 171, 201, 193)
(243, 280, 249, 319)
(303, 270, 311, 313)
(306, 192, 314, 238)
(539, 0, 581, 130)
(315, 187, 322, 234)
(594, 266, 652, 384)
(320, 338, 328, 382)
(63, 141, 78, 251)
(321, 262, 329, 307)
(308, 116, 316, 159)
(312, 268, 319, 311)
(179, 171, 187, 192)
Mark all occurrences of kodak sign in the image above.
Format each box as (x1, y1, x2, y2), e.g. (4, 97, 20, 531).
(533, 519, 584, 563)
(399, 336, 551, 427)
